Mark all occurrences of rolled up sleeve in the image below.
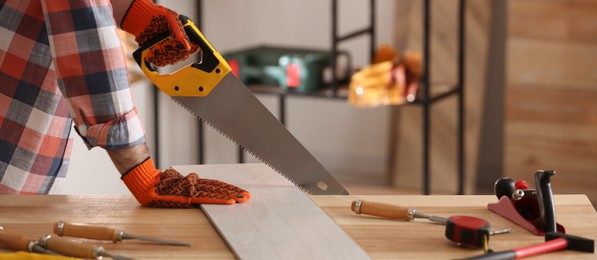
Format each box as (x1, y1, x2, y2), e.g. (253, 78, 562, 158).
(42, 0, 145, 149)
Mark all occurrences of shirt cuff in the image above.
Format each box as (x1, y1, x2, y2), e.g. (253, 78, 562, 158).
(75, 108, 146, 150)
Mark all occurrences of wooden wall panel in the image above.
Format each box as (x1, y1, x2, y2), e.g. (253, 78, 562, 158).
(505, 0, 597, 206)
(505, 86, 597, 204)
(507, 86, 597, 126)
(389, 0, 597, 209)
(508, 0, 597, 42)
(508, 38, 597, 90)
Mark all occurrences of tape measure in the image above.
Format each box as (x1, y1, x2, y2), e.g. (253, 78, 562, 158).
(445, 216, 496, 251)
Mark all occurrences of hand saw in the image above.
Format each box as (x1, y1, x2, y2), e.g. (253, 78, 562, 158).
(132, 15, 348, 195)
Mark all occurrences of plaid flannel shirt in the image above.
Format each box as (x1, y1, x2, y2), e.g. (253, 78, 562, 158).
(0, 0, 145, 194)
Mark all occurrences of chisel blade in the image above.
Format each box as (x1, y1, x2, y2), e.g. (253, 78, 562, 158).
(122, 232, 191, 247)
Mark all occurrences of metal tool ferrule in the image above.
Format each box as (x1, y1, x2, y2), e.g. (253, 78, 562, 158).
(27, 241, 37, 253)
(354, 199, 362, 214)
(407, 208, 416, 220)
(94, 246, 106, 257)
(116, 230, 125, 241)
(39, 234, 52, 247)
(55, 221, 65, 236)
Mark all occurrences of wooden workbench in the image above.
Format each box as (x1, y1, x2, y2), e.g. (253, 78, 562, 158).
(0, 194, 595, 259)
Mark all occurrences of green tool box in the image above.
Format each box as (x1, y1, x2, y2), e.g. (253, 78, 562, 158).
(222, 45, 351, 93)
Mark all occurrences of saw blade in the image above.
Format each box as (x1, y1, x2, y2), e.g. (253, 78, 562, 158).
(171, 73, 349, 195)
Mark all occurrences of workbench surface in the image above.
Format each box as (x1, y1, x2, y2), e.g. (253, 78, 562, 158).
(0, 194, 595, 259)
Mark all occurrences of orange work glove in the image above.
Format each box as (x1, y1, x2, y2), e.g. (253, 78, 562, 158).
(121, 0, 199, 66)
(122, 158, 251, 207)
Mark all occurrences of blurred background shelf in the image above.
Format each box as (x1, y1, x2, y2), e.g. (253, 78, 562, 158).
(158, 0, 467, 195)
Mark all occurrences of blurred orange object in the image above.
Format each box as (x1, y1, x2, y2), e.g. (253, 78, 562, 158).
(348, 60, 401, 107)
(349, 45, 422, 107)
(372, 44, 399, 64)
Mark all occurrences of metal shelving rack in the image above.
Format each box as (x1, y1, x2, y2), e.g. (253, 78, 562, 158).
(330, 0, 466, 195)
(330, 0, 376, 97)
(419, 0, 466, 195)
(154, 1, 465, 195)
(422, 0, 465, 195)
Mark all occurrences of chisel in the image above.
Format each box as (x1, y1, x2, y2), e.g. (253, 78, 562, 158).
(0, 226, 61, 256)
(351, 200, 511, 249)
(54, 221, 191, 247)
(39, 234, 133, 260)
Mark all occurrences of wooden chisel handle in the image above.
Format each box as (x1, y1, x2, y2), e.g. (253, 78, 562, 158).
(54, 221, 121, 242)
(0, 227, 34, 251)
(40, 235, 103, 259)
(351, 200, 414, 220)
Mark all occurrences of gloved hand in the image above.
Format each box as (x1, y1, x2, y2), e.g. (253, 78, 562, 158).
(122, 158, 251, 207)
(121, 0, 199, 66)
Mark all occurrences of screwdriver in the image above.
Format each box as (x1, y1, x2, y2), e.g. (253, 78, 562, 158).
(0, 226, 62, 256)
(39, 234, 133, 260)
(351, 200, 511, 249)
(54, 221, 191, 247)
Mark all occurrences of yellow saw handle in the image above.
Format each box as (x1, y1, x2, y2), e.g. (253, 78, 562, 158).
(132, 15, 231, 97)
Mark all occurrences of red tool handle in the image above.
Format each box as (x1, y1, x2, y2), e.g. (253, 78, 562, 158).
(464, 238, 570, 259)
(514, 238, 568, 258)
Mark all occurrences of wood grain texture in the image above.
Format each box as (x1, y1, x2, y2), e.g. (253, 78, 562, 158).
(507, 38, 597, 89)
(312, 194, 597, 260)
(1, 193, 596, 259)
(174, 163, 370, 260)
(351, 200, 412, 220)
(508, 0, 597, 42)
(0, 195, 234, 259)
(505, 0, 597, 208)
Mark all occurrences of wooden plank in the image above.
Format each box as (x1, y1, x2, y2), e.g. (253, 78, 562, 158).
(506, 85, 597, 126)
(507, 38, 597, 90)
(174, 163, 370, 260)
(504, 132, 597, 206)
(508, 0, 597, 42)
(505, 0, 597, 209)
(505, 84, 597, 208)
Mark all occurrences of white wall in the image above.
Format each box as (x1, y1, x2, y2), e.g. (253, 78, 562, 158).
(62, 0, 396, 194)
(202, 0, 396, 67)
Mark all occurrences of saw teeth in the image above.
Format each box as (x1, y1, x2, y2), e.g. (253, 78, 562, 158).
(170, 97, 313, 195)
